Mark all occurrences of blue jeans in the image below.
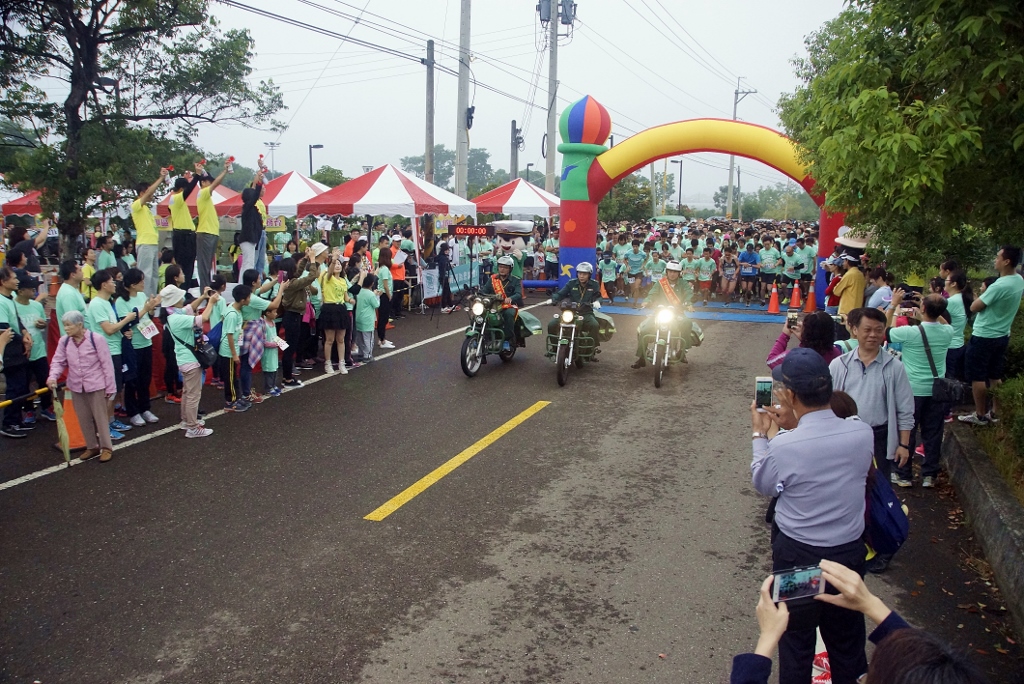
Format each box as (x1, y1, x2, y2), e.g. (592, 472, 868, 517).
(254, 232, 267, 276)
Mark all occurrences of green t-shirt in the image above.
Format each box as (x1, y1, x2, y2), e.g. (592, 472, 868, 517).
(354, 288, 379, 332)
(208, 296, 227, 329)
(681, 258, 698, 281)
(972, 274, 1024, 339)
(759, 247, 781, 274)
(889, 322, 954, 396)
(647, 259, 667, 279)
(0, 294, 19, 331)
(241, 292, 270, 322)
(696, 257, 716, 282)
(115, 293, 153, 350)
(598, 260, 620, 283)
(780, 252, 803, 279)
(543, 238, 559, 263)
(799, 245, 817, 273)
(13, 299, 46, 361)
(945, 293, 967, 350)
(376, 266, 393, 296)
(219, 307, 243, 357)
(612, 243, 631, 261)
(86, 296, 122, 356)
(55, 282, 87, 336)
(262, 320, 280, 373)
(623, 250, 646, 274)
(668, 245, 683, 261)
(96, 250, 116, 272)
(167, 312, 201, 368)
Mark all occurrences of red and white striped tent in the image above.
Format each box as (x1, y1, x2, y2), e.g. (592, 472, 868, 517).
(0, 173, 25, 210)
(155, 183, 238, 218)
(218, 171, 329, 217)
(471, 178, 560, 218)
(296, 164, 475, 218)
(2, 189, 42, 217)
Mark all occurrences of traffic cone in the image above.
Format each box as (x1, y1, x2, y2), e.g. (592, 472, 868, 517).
(790, 282, 803, 310)
(63, 395, 87, 451)
(601, 282, 609, 300)
(804, 280, 817, 313)
(767, 283, 781, 313)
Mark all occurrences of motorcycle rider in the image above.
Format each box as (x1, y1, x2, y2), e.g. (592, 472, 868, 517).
(632, 260, 694, 369)
(480, 255, 522, 351)
(547, 262, 603, 358)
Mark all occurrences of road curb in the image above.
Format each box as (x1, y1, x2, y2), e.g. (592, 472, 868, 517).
(942, 423, 1024, 642)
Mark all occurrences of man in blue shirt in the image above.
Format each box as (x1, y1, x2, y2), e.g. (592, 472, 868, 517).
(738, 242, 761, 307)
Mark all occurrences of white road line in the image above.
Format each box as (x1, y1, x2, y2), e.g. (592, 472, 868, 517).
(0, 302, 549, 493)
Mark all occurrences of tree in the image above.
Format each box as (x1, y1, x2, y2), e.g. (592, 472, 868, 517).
(401, 144, 456, 189)
(777, 1, 1024, 271)
(598, 173, 652, 223)
(1, 0, 283, 254)
(652, 171, 675, 213)
(467, 147, 492, 192)
(310, 165, 349, 188)
(0, 117, 40, 173)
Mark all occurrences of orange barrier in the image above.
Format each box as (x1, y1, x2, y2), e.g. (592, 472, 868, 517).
(789, 281, 803, 310)
(767, 284, 781, 314)
(804, 280, 817, 313)
(62, 394, 87, 451)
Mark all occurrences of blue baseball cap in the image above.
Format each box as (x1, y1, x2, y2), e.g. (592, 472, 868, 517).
(771, 348, 833, 394)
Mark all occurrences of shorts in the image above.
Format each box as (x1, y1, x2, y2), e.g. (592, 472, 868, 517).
(627, 272, 642, 284)
(544, 260, 559, 279)
(112, 354, 123, 392)
(964, 335, 1010, 382)
(320, 302, 349, 330)
(723, 272, 737, 282)
(800, 272, 813, 282)
(760, 272, 777, 284)
(741, 274, 757, 284)
(698, 280, 712, 291)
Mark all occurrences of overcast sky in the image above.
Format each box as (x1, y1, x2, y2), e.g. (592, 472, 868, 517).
(196, 0, 845, 204)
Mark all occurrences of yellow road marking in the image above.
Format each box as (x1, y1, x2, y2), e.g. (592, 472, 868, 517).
(364, 401, 551, 521)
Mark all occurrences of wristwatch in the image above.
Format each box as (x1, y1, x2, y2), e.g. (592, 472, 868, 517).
(898, 443, 910, 449)
(752, 432, 768, 440)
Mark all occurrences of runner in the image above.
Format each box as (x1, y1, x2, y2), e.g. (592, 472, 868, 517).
(779, 242, 804, 305)
(758, 236, 781, 305)
(623, 239, 648, 308)
(719, 246, 740, 303)
(695, 247, 716, 306)
(597, 251, 621, 301)
(738, 242, 761, 307)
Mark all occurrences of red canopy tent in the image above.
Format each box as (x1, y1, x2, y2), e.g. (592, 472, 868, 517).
(296, 164, 476, 217)
(2, 190, 43, 217)
(470, 178, 560, 218)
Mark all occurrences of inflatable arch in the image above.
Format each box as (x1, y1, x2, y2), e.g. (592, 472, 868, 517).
(554, 95, 844, 305)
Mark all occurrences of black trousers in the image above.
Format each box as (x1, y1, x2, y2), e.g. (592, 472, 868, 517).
(281, 311, 302, 380)
(161, 327, 181, 395)
(25, 357, 53, 411)
(391, 279, 407, 314)
(172, 230, 197, 289)
(772, 528, 867, 684)
(897, 395, 947, 479)
(344, 310, 355, 365)
(3, 364, 30, 427)
(871, 424, 891, 482)
(123, 346, 152, 416)
(218, 355, 240, 404)
(377, 293, 391, 342)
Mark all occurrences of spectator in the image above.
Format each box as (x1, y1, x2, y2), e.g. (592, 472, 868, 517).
(55, 259, 87, 336)
(943, 270, 973, 380)
(112, 243, 130, 276)
(168, 175, 200, 288)
(390, 235, 409, 319)
(437, 243, 454, 312)
(238, 171, 265, 276)
(832, 254, 865, 315)
(959, 246, 1024, 425)
(132, 172, 166, 297)
(160, 264, 185, 405)
(14, 273, 54, 424)
(115, 269, 160, 427)
(766, 311, 839, 369)
(162, 285, 218, 438)
(376, 248, 395, 350)
(866, 267, 892, 309)
(6, 223, 47, 276)
(0, 266, 35, 439)
(730, 560, 989, 684)
(354, 273, 380, 363)
(218, 284, 252, 413)
(195, 165, 230, 290)
(319, 254, 350, 375)
(279, 249, 322, 388)
(751, 348, 873, 683)
(47, 311, 116, 462)
(886, 290, 954, 488)
(96, 234, 116, 271)
(81, 248, 97, 301)
(261, 307, 282, 397)
(239, 268, 284, 401)
(823, 258, 843, 315)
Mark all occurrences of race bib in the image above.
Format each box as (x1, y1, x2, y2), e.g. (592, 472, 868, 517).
(47, 228, 59, 238)
(276, 339, 290, 351)
(627, 277, 636, 284)
(139, 322, 159, 340)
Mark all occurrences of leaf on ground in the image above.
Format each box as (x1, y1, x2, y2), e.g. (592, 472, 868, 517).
(916, 580, 925, 586)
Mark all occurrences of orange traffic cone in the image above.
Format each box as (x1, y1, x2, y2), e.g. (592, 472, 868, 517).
(790, 282, 803, 310)
(804, 280, 817, 313)
(63, 395, 87, 451)
(601, 282, 609, 300)
(767, 283, 781, 314)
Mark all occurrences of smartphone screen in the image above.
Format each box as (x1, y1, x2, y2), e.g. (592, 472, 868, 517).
(787, 311, 799, 329)
(755, 376, 773, 410)
(772, 566, 825, 602)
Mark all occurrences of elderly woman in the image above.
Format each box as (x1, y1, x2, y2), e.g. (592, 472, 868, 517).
(47, 310, 116, 462)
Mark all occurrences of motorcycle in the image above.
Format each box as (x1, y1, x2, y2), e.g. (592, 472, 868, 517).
(641, 305, 703, 388)
(460, 293, 542, 377)
(546, 299, 616, 386)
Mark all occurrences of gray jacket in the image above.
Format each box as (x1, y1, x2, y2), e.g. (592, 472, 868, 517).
(830, 348, 915, 461)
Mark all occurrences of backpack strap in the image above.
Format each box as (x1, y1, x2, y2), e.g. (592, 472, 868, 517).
(919, 326, 940, 379)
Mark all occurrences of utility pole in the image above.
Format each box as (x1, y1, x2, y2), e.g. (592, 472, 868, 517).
(671, 159, 682, 213)
(424, 39, 435, 184)
(545, 0, 559, 193)
(649, 163, 656, 218)
(510, 120, 521, 182)
(454, 0, 471, 197)
(737, 166, 743, 221)
(725, 77, 756, 219)
(660, 158, 668, 215)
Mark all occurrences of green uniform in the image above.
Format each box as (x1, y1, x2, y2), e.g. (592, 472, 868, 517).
(55, 282, 87, 336)
(636, 277, 694, 359)
(13, 299, 46, 361)
(480, 273, 523, 344)
(759, 247, 781, 276)
(780, 251, 803, 281)
(547, 278, 602, 342)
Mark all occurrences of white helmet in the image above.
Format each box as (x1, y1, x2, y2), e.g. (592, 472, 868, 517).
(576, 262, 593, 274)
(496, 255, 515, 268)
(666, 260, 683, 272)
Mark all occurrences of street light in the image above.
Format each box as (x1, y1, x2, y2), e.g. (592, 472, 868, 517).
(526, 162, 534, 185)
(308, 144, 324, 176)
(670, 159, 683, 214)
(263, 141, 281, 175)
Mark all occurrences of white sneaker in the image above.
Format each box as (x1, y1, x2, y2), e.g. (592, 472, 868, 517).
(324, 361, 335, 374)
(339, 364, 348, 375)
(380, 340, 396, 349)
(186, 426, 213, 438)
(130, 414, 146, 427)
(179, 419, 206, 430)
(142, 411, 159, 423)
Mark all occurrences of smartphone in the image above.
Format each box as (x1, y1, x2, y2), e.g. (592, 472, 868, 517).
(896, 307, 915, 317)
(772, 565, 825, 602)
(755, 376, 774, 411)
(0, 322, 9, 331)
(786, 311, 799, 329)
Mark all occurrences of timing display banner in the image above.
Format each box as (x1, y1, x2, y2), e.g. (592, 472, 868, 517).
(447, 224, 495, 238)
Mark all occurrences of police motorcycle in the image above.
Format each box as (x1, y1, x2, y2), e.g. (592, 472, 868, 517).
(641, 305, 703, 388)
(544, 264, 617, 386)
(460, 259, 543, 378)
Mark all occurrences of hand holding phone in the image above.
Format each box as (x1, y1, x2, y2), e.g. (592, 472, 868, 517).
(772, 566, 825, 603)
(755, 376, 774, 412)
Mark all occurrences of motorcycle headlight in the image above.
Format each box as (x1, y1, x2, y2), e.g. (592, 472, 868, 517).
(471, 301, 485, 316)
(656, 309, 674, 325)
(561, 310, 575, 323)
(475, 316, 485, 324)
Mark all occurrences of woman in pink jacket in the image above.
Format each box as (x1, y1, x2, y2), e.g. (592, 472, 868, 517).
(47, 310, 117, 463)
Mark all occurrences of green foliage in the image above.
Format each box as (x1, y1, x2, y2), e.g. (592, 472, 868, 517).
(598, 173, 652, 223)
(401, 144, 456, 189)
(778, 2, 1024, 259)
(0, 0, 284, 253)
(712, 183, 819, 221)
(310, 165, 349, 188)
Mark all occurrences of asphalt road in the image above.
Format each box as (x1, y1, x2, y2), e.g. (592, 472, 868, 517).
(1, 302, 1018, 683)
